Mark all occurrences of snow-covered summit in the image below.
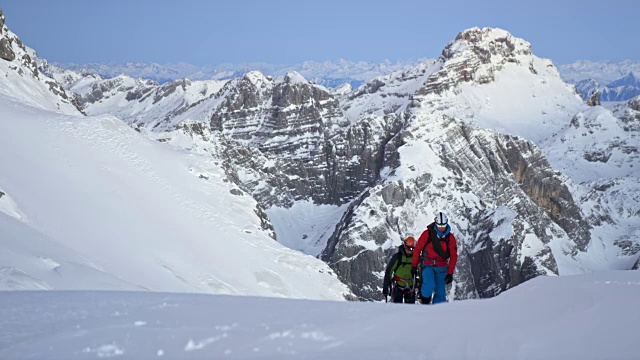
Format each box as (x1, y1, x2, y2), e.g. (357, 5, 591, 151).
(331, 82, 352, 96)
(283, 71, 307, 85)
(442, 27, 532, 62)
(423, 26, 544, 94)
(405, 27, 584, 143)
(243, 70, 271, 87)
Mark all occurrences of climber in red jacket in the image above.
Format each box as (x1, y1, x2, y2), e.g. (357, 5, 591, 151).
(411, 211, 458, 304)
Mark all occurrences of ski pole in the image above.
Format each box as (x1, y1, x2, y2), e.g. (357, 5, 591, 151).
(411, 273, 417, 303)
(388, 281, 395, 303)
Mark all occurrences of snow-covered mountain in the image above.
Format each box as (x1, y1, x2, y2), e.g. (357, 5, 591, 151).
(3, 0, 639, 304)
(56, 71, 227, 129)
(49, 25, 640, 301)
(51, 57, 640, 102)
(0, 7, 352, 300)
(53, 58, 430, 89)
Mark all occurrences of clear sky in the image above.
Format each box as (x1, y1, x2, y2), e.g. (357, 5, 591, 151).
(2, 0, 638, 66)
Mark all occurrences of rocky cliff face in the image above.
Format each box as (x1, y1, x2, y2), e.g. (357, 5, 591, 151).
(209, 71, 350, 159)
(213, 90, 406, 208)
(322, 110, 589, 299)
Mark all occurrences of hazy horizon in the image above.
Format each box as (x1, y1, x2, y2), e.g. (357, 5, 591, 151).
(3, 0, 638, 66)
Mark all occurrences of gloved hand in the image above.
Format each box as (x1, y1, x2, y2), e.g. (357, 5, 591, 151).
(445, 274, 453, 284)
(411, 267, 417, 277)
(382, 288, 389, 296)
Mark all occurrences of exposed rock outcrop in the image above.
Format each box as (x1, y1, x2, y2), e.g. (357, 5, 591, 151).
(0, 7, 15, 62)
(586, 89, 601, 106)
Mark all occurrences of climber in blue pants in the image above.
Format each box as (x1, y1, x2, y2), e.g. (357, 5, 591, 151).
(411, 212, 459, 304)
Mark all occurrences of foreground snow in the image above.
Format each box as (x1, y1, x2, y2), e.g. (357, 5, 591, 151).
(1, 271, 637, 359)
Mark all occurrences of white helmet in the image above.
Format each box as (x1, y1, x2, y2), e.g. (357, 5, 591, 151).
(434, 212, 448, 227)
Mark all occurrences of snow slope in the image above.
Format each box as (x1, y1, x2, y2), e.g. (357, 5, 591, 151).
(0, 212, 139, 291)
(266, 200, 349, 256)
(0, 95, 350, 300)
(0, 271, 637, 359)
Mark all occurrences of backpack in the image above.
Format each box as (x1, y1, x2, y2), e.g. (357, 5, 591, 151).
(391, 245, 413, 274)
(390, 246, 417, 290)
(421, 222, 451, 262)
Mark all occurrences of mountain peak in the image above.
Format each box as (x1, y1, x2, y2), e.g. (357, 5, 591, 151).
(442, 27, 532, 62)
(416, 27, 542, 97)
(242, 70, 271, 86)
(284, 71, 307, 85)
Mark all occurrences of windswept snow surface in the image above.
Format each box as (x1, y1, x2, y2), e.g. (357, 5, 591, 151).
(0, 271, 637, 359)
(0, 212, 138, 291)
(0, 95, 350, 300)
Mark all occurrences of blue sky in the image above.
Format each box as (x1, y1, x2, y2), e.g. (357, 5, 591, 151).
(2, 0, 638, 66)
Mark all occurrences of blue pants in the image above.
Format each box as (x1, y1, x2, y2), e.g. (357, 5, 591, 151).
(421, 265, 448, 304)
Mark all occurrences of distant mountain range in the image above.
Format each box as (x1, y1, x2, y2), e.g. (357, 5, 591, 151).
(557, 60, 640, 102)
(573, 71, 640, 102)
(52, 59, 640, 102)
(557, 60, 640, 83)
(51, 59, 431, 89)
